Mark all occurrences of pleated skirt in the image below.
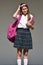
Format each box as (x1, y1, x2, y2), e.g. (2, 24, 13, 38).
(13, 28, 33, 49)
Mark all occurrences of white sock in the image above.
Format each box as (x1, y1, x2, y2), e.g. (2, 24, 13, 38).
(23, 59, 28, 65)
(17, 59, 21, 65)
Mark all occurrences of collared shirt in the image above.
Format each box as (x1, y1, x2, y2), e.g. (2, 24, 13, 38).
(17, 14, 33, 28)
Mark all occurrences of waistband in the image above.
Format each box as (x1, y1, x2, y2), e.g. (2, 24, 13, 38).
(17, 28, 29, 30)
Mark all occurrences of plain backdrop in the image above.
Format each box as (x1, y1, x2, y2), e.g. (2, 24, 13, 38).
(0, 0, 43, 65)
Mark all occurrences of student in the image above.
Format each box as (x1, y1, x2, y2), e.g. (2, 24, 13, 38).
(13, 3, 35, 65)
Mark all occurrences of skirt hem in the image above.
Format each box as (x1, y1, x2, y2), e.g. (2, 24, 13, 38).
(13, 45, 33, 49)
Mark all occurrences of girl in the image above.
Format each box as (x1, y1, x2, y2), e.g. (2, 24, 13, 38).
(13, 3, 35, 65)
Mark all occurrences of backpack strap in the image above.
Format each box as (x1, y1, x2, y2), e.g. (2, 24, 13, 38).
(17, 14, 22, 21)
(28, 14, 35, 24)
(16, 14, 22, 27)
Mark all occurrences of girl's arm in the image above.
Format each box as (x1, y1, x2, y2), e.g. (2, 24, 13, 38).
(26, 15, 35, 30)
(26, 21, 35, 30)
(13, 5, 20, 18)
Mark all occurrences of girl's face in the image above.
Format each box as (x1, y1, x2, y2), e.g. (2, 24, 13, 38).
(22, 6, 28, 15)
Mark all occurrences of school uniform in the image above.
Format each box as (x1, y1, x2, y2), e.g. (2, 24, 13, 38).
(13, 14, 33, 49)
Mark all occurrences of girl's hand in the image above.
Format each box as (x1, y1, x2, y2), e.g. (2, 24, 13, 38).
(13, 5, 20, 18)
(26, 21, 32, 26)
(17, 5, 20, 11)
(26, 22, 34, 30)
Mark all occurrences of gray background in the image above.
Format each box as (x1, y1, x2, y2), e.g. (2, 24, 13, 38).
(0, 0, 43, 65)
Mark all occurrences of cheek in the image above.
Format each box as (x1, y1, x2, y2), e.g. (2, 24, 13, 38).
(22, 10, 24, 12)
(26, 9, 28, 12)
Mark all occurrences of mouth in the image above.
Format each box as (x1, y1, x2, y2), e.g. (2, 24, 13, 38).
(23, 12, 27, 14)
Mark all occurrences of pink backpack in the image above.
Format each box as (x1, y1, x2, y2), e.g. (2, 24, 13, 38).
(7, 14, 22, 43)
(7, 14, 34, 43)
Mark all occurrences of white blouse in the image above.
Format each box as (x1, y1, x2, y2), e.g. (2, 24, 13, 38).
(17, 14, 33, 28)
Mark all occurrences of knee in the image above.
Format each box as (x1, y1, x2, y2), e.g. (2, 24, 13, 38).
(23, 49, 28, 56)
(17, 48, 22, 57)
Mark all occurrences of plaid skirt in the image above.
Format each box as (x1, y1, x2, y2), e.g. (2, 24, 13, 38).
(13, 28, 33, 49)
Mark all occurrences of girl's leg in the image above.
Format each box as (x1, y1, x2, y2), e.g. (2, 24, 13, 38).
(16, 48, 22, 65)
(23, 49, 29, 65)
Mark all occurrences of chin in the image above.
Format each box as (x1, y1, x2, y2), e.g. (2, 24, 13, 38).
(23, 13, 27, 15)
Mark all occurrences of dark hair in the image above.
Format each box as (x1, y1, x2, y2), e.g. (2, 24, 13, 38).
(20, 3, 30, 20)
(20, 3, 25, 6)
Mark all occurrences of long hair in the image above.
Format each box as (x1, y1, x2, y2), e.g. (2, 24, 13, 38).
(19, 3, 30, 20)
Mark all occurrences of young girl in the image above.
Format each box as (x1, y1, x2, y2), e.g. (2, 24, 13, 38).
(13, 3, 35, 65)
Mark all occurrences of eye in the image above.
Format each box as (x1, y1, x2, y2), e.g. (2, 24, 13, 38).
(22, 7, 27, 10)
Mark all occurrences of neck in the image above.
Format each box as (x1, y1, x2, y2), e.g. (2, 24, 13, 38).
(23, 13, 27, 16)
